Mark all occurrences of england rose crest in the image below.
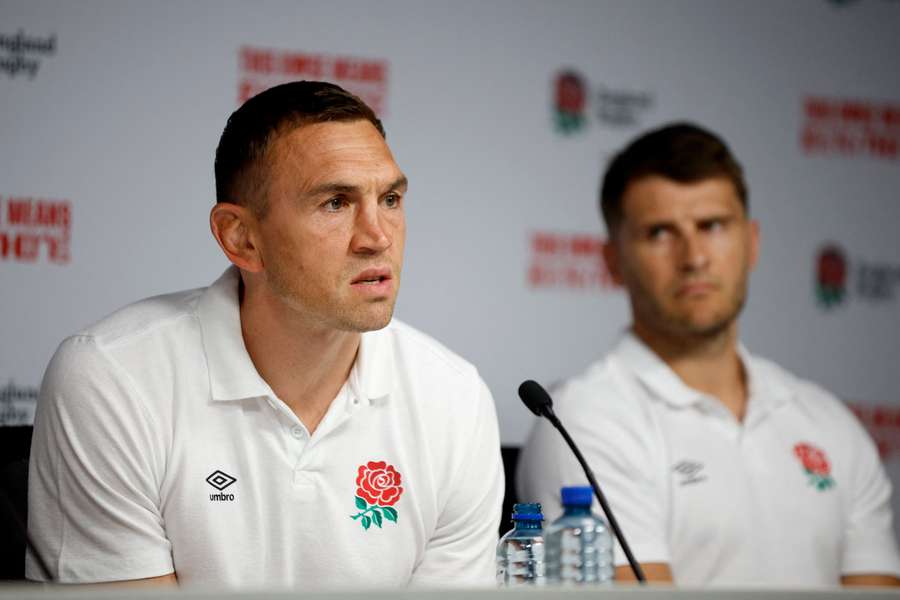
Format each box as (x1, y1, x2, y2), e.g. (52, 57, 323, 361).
(793, 442, 835, 490)
(351, 460, 403, 530)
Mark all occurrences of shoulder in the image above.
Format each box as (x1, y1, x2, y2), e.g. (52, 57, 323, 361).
(43, 287, 204, 398)
(752, 354, 846, 414)
(556, 356, 620, 403)
(750, 354, 867, 437)
(376, 320, 495, 431)
(552, 354, 649, 426)
(383, 319, 480, 384)
(79, 288, 204, 349)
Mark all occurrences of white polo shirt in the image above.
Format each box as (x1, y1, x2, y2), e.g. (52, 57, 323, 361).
(517, 332, 900, 587)
(27, 267, 504, 587)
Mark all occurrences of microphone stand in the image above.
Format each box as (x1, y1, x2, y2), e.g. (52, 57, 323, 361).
(543, 406, 646, 583)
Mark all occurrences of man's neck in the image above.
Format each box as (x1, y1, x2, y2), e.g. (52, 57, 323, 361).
(239, 283, 360, 434)
(632, 322, 748, 421)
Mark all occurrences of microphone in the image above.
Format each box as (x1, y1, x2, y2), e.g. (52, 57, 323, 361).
(518, 379, 646, 583)
(518, 379, 553, 418)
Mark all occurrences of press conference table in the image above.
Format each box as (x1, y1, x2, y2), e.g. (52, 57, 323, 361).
(1, 585, 898, 600)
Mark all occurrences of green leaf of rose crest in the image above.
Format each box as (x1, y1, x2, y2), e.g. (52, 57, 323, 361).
(355, 496, 367, 510)
(372, 509, 383, 528)
(382, 506, 398, 522)
(362, 516, 371, 530)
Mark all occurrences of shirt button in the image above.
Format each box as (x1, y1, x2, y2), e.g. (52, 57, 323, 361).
(291, 426, 305, 439)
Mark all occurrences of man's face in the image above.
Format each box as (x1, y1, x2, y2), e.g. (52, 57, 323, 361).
(252, 119, 407, 332)
(605, 175, 759, 341)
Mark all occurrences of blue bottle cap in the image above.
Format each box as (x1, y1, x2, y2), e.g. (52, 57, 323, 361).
(560, 486, 593, 507)
(512, 502, 544, 521)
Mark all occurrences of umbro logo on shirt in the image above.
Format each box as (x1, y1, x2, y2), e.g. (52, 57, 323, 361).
(672, 460, 707, 486)
(206, 470, 237, 501)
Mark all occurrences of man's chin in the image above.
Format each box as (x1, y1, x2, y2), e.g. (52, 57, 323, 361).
(674, 313, 738, 339)
(337, 306, 396, 333)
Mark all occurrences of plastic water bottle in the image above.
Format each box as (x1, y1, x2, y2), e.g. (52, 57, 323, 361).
(545, 486, 614, 585)
(496, 502, 546, 586)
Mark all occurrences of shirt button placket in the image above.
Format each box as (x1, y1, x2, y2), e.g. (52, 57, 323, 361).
(290, 424, 309, 462)
(290, 425, 314, 487)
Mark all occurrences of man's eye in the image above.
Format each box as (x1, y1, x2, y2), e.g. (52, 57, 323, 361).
(383, 193, 400, 208)
(325, 197, 345, 211)
(648, 226, 669, 241)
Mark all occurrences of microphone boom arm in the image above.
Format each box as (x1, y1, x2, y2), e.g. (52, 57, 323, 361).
(543, 406, 647, 583)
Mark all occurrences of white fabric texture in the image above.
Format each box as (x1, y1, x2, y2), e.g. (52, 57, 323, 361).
(26, 267, 504, 587)
(517, 332, 900, 587)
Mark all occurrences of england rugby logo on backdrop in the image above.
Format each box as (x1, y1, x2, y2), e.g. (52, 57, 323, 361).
(550, 69, 655, 136)
(815, 244, 847, 309)
(814, 243, 900, 310)
(553, 70, 588, 134)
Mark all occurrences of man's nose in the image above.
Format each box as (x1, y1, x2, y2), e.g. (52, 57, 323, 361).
(679, 231, 709, 271)
(351, 202, 391, 254)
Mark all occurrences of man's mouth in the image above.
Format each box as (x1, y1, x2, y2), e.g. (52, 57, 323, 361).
(676, 280, 716, 297)
(351, 268, 392, 286)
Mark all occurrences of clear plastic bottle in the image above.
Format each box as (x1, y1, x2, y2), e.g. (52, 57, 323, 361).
(496, 502, 546, 586)
(545, 486, 614, 585)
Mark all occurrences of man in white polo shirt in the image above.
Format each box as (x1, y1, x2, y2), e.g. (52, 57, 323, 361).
(27, 81, 504, 587)
(517, 123, 900, 587)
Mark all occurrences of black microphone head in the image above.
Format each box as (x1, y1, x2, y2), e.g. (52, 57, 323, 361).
(518, 379, 554, 418)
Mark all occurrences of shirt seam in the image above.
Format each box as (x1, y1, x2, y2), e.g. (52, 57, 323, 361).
(86, 311, 198, 352)
(91, 337, 167, 502)
(53, 352, 78, 578)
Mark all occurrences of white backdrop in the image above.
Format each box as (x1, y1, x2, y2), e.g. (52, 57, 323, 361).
(2, 0, 900, 534)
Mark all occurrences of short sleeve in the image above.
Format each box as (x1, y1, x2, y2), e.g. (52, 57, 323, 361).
(26, 336, 174, 583)
(841, 412, 900, 577)
(516, 378, 670, 567)
(409, 377, 504, 587)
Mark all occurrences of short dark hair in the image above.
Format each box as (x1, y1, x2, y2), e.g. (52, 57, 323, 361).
(600, 122, 748, 235)
(214, 80, 385, 216)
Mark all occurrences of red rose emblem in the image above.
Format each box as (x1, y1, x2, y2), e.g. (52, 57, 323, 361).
(356, 460, 403, 507)
(817, 248, 846, 289)
(555, 72, 586, 114)
(794, 443, 830, 476)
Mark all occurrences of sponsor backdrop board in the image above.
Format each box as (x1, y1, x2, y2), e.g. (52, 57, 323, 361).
(2, 1, 900, 537)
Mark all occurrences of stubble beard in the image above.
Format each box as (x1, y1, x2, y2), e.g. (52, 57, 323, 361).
(266, 263, 400, 333)
(631, 273, 749, 346)
(336, 295, 398, 332)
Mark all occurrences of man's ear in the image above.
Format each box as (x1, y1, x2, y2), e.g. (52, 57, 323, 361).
(602, 236, 625, 286)
(209, 202, 264, 273)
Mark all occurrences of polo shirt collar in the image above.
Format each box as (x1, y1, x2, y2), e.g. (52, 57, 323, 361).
(351, 324, 395, 404)
(197, 267, 275, 402)
(742, 349, 793, 414)
(612, 331, 703, 408)
(611, 330, 793, 411)
(197, 266, 396, 404)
